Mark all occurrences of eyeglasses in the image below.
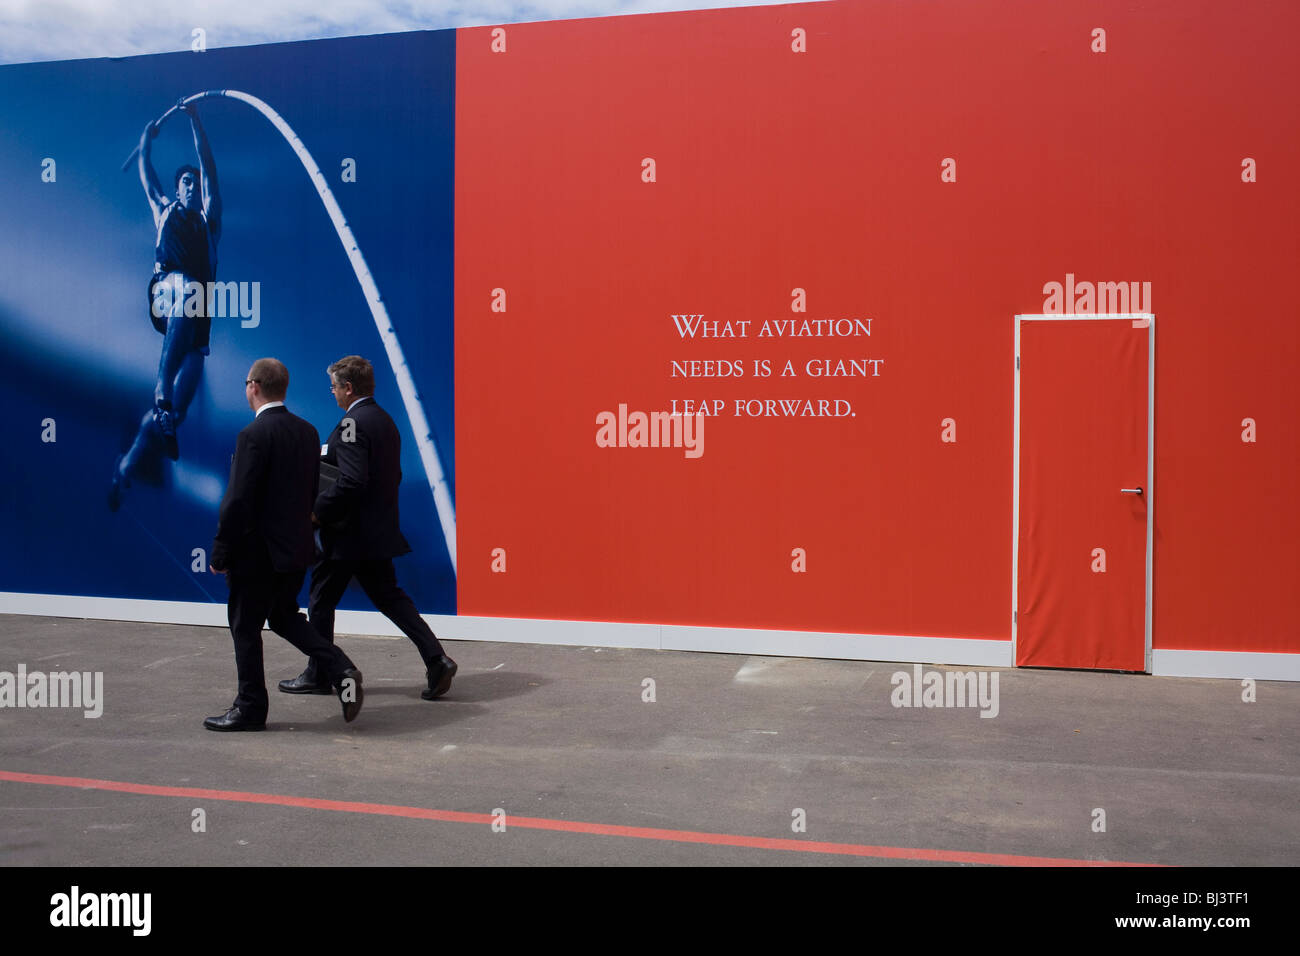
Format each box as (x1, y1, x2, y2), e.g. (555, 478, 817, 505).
(245, 379, 259, 386)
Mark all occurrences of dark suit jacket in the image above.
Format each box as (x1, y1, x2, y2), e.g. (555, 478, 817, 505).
(314, 396, 412, 561)
(212, 404, 321, 573)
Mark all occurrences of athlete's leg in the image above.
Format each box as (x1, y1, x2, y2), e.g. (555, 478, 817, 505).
(109, 408, 159, 510)
(152, 273, 201, 459)
(153, 283, 195, 410)
(109, 274, 191, 509)
(170, 348, 205, 426)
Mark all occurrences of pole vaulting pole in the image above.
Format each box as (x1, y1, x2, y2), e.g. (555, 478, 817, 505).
(124, 90, 458, 574)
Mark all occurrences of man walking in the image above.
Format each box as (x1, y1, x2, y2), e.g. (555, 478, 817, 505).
(278, 355, 457, 701)
(207, 358, 363, 731)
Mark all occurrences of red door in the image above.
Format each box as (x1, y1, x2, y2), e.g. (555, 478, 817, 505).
(1015, 315, 1152, 671)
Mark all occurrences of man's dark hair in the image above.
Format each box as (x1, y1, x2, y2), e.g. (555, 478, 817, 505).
(174, 164, 200, 191)
(328, 355, 375, 397)
(249, 357, 289, 401)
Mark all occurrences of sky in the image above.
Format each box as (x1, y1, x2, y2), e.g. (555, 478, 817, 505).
(0, 0, 801, 65)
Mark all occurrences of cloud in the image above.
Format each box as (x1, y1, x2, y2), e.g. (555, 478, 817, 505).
(0, 0, 803, 65)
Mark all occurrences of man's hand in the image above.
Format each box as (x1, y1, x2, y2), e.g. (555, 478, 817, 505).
(178, 99, 196, 118)
(142, 120, 160, 143)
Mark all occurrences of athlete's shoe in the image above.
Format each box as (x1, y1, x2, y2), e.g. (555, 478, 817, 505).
(154, 403, 179, 461)
(108, 455, 129, 512)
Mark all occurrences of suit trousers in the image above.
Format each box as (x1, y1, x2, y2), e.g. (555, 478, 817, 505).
(300, 557, 445, 683)
(227, 563, 356, 718)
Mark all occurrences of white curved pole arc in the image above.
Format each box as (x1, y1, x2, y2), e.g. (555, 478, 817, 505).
(185, 89, 457, 574)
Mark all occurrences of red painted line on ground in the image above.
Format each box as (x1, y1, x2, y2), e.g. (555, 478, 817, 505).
(0, 769, 1158, 866)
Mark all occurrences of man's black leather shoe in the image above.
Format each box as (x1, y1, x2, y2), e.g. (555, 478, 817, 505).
(422, 655, 458, 700)
(203, 706, 266, 732)
(336, 668, 364, 722)
(278, 668, 333, 695)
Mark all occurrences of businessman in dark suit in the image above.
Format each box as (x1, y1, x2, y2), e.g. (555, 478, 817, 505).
(206, 358, 364, 731)
(277, 354, 457, 700)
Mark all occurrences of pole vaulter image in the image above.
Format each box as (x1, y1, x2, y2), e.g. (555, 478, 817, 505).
(112, 90, 457, 576)
(108, 96, 220, 513)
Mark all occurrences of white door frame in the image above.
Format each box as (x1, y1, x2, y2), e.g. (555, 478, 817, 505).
(1012, 313, 1155, 672)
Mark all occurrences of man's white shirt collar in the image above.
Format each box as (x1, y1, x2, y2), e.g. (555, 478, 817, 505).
(255, 401, 285, 416)
(346, 397, 367, 412)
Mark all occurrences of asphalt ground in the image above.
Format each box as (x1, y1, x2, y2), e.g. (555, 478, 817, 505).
(1, 613, 1296, 870)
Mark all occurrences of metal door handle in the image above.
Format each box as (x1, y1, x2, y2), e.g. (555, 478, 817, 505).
(1121, 487, 1143, 495)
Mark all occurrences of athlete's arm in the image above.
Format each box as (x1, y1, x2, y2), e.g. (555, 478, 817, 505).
(184, 103, 222, 243)
(138, 120, 167, 224)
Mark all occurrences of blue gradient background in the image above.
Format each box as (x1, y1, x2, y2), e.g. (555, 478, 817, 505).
(0, 31, 456, 614)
